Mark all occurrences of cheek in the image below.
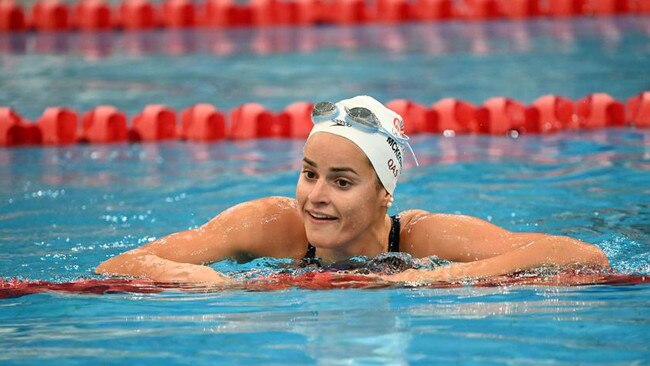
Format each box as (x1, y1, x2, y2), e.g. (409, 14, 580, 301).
(338, 186, 380, 217)
(295, 179, 306, 205)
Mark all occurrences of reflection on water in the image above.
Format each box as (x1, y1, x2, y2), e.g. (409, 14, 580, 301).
(2, 284, 648, 364)
(1, 17, 649, 119)
(0, 130, 648, 363)
(0, 17, 647, 57)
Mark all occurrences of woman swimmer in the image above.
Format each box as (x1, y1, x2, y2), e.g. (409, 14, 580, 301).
(96, 95, 610, 285)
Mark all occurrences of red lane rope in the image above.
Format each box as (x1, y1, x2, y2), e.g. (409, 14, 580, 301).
(2, 272, 649, 298)
(1, 0, 649, 33)
(1, 91, 649, 146)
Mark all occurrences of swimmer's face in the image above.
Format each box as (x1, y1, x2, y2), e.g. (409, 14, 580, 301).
(297, 133, 388, 250)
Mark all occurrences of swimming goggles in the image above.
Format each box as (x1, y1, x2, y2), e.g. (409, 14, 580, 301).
(312, 101, 409, 143)
(311, 101, 419, 166)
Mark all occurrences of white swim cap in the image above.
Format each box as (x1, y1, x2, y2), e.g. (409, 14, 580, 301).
(307, 95, 415, 195)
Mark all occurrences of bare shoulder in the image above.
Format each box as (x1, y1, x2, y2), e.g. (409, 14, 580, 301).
(396, 210, 505, 259)
(399, 210, 492, 230)
(396, 209, 431, 257)
(218, 196, 300, 218)
(203, 196, 307, 259)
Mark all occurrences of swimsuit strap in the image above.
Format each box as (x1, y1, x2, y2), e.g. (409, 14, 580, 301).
(388, 214, 401, 253)
(302, 215, 400, 265)
(302, 243, 319, 266)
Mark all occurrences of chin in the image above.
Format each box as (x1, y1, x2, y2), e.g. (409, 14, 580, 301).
(305, 230, 343, 249)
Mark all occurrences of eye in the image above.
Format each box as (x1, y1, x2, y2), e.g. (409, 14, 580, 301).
(302, 170, 316, 180)
(335, 179, 352, 188)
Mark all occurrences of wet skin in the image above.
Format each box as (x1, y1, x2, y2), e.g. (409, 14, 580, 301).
(96, 133, 610, 285)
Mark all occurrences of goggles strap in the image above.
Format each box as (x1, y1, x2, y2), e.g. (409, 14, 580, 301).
(404, 141, 419, 167)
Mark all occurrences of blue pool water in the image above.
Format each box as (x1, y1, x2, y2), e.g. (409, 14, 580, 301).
(1, 16, 650, 365)
(1, 16, 649, 118)
(1, 130, 650, 365)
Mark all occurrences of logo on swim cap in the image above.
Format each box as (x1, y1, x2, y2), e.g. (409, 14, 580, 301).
(330, 118, 350, 127)
(392, 117, 405, 138)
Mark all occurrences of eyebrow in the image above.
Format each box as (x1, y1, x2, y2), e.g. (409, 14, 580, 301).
(302, 157, 360, 175)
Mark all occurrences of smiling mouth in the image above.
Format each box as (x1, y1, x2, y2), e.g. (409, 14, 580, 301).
(307, 211, 338, 221)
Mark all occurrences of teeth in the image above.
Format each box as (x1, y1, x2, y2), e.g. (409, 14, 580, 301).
(311, 212, 335, 219)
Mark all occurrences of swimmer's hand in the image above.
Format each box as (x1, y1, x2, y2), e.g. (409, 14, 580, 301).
(96, 250, 237, 287)
(380, 267, 455, 285)
(156, 263, 238, 287)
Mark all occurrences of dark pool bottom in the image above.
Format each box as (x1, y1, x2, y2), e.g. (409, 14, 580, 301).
(2, 271, 649, 299)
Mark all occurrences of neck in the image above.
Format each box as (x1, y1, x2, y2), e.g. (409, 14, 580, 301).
(317, 214, 391, 263)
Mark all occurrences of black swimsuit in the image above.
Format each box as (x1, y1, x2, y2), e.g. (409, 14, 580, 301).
(301, 215, 401, 266)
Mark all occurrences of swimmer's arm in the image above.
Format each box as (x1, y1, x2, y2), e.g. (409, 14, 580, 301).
(443, 235, 610, 279)
(387, 236, 610, 283)
(94, 224, 240, 284)
(96, 196, 306, 284)
(393, 211, 610, 282)
(95, 247, 234, 284)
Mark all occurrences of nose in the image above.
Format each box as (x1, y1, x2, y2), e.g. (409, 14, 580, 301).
(307, 178, 330, 205)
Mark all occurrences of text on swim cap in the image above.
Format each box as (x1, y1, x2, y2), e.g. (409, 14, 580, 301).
(386, 137, 403, 167)
(387, 159, 399, 177)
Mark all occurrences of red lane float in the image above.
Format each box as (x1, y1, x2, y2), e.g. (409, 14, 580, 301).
(180, 103, 226, 141)
(118, 0, 158, 30)
(584, 0, 629, 15)
(0, 0, 26, 32)
(414, 0, 454, 21)
(0, 110, 43, 146)
(250, 0, 276, 26)
(336, 0, 369, 25)
(292, 0, 319, 26)
(461, 0, 502, 20)
(22, 124, 44, 145)
(2, 272, 650, 298)
(387, 99, 436, 134)
(0, 107, 23, 146)
(576, 92, 625, 128)
(131, 104, 177, 141)
(204, 0, 253, 27)
(30, 0, 70, 31)
(4, 0, 650, 33)
(37, 107, 78, 145)
(1, 92, 649, 147)
(431, 98, 479, 134)
(0, 278, 163, 299)
(162, 0, 196, 28)
(376, 0, 412, 23)
(626, 91, 650, 128)
(81, 105, 128, 143)
(531, 94, 575, 132)
(281, 101, 313, 138)
(229, 102, 268, 139)
(501, 0, 541, 18)
(630, 0, 650, 13)
(74, 0, 112, 30)
(229, 102, 291, 139)
(480, 97, 540, 134)
(544, 0, 586, 16)
(250, 0, 304, 26)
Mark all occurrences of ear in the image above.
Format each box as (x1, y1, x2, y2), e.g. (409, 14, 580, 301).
(383, 192, 393, 208)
